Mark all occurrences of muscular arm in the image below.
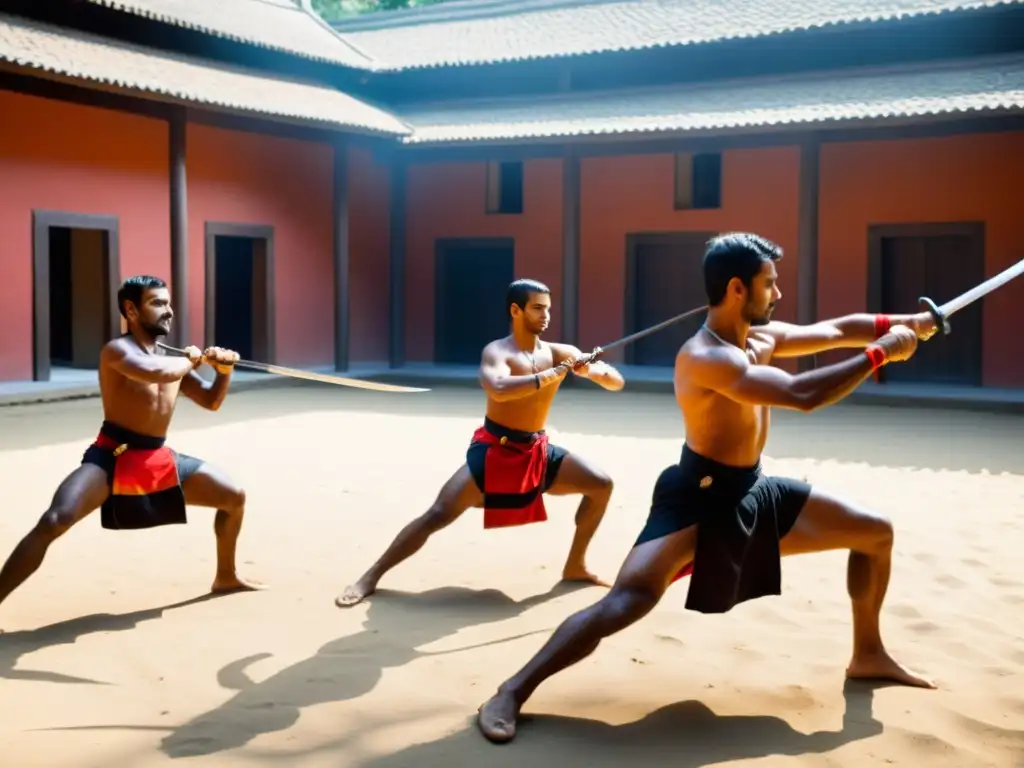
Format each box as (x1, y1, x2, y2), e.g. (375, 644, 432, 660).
(101, 340, 195, 384)
(179, 369, 232, 411)
(550, 343, 625, 392)
(478, 345, 566, 402)
(766, 313, 924, 358)
(684, 345, 878, 413)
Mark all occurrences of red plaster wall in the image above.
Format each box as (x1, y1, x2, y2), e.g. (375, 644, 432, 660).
(579, 148, 802, 363)
(347, 145, 390, 364)
(819, 131, 1024, 387)
(186, 123, 334, 368)
(0, 89, 169, 381)
(403, 159, 563, 361)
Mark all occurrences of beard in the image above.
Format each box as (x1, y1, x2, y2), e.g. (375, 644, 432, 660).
(141, 319, 171, 338)
(744, 302, 774, 327)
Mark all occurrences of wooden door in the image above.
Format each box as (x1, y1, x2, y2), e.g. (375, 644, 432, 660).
(435, 238, 515, 364)
(626, 233, 712, 366)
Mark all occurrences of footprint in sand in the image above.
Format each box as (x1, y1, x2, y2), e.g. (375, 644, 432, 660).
(934, 573, 967, 589)
(913, 552, 939, 565)
(960, 557, 987, 569)
(889, 603, 922, 619)
(990, 576, 1022, 588)
(907, 620, 941, 634)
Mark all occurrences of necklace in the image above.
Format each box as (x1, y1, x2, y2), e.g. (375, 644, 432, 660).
(523, 345, 539, 373)
(702, 323, 739, 349)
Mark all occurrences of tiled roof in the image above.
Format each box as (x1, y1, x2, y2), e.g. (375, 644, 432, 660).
(0, 13, 409, 135)
(335, 0, 1023, 71)
(84, 0, 373, 69)
(399, 55, 1024, 143)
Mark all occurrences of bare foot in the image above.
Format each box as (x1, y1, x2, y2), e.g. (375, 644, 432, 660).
(561, 566, 611, 587)
(335, 578, 376, 608)
(211, 574, 266, 594)
(846, 649, 936, 688)
(477, 689, 521, 744)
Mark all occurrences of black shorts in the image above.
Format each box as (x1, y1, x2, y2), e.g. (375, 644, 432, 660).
(466, 417, 568, 494)
(635, 444, 811, 614)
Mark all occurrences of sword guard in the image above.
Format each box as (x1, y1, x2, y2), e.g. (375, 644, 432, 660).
(918, 296, 951, 336)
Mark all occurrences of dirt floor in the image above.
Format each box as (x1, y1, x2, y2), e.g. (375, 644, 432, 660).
(0, 382, 1022, 768)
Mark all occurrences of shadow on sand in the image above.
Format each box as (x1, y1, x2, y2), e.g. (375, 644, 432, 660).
(0, 593, 221, 685)
(250, 680, 890, 767)
(40, 584, 585, 758)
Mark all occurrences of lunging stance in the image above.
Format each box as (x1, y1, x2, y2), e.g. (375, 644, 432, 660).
(0, 275, 262, 623)
(478, 233, 938, 744)
(336, 278, 625, 607)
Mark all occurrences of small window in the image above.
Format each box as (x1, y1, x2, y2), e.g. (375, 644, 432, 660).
(674, 151, 721, 210)
(486, 160, 524, 214)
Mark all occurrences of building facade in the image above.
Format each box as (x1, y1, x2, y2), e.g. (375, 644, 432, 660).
(1, 0, 1022, 390)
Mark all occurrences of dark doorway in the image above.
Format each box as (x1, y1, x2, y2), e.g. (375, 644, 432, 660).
(204, 223, 274, 363)
(624, 232, 714, 366)
(868, 223, 985, 386)
(32, 211, 120, 381)
(434, 238, 515, 364)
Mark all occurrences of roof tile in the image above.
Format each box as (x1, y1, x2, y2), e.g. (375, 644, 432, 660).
(85, 0, 373, 69)
(0, 13, 409, 134)
(337, 0, 1023, 71)
(399, 56, 1024, 142)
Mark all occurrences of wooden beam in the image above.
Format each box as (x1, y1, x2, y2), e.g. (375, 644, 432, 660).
(168, 107, 189, 347)
(333, 141, 351, 372)
(561, 146, 581, 348)
(389, 160, 407, 368)
(796, 137, 820, 373)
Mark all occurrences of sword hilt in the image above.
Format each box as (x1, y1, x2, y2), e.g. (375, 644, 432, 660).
(918, 296, 952, 336)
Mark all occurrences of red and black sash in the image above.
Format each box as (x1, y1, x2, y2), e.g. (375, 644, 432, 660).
(470, 420, 550, 529)
(91, 422, 187, 530)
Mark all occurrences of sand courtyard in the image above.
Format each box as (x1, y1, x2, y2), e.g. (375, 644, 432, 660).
(0, 383, 1021, 767)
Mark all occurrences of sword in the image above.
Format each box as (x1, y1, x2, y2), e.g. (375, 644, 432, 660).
(156, 343, 430, 393)
(575, 303, 709, 365)
(919, 256, 1024, 335)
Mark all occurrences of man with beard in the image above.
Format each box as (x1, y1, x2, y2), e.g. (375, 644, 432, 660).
(477, 233, 939, 744)
(335, 278, 625, 608)
(0, 275, 261, 620)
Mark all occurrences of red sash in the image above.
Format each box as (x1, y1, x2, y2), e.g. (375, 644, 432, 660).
(471, 426, 550, 529)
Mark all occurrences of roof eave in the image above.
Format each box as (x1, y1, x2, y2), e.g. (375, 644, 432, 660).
(400, 106, 1024, 147)
(0, 61, 409, 137)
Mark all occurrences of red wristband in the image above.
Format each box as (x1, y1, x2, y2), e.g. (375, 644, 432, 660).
(865, 344, 886, 371)
(873, 314, 891, 338)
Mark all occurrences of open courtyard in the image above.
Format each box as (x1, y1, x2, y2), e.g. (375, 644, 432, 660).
(0, 383, 1021, 767)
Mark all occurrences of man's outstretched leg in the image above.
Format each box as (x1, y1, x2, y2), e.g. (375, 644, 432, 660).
(779, 486, 934, 688)
(0, 465, 109, 614)
(180, 462, 263, 593)
(477, 525, 696, 743)
(336, 464, 482, 608)
(545, 452, 615, 586)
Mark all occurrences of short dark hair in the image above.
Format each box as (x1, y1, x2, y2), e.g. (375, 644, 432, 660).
(506, 278, 550, 318)
(703, 233, 783, 306)
(118, 275, 167, 318)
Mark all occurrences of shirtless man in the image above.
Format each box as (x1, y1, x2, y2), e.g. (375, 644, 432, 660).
(0, 275, 261, 620)
(335, 278, 625, 608)
(477, 233, 938, 743)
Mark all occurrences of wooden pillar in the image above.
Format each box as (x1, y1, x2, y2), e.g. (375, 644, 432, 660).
(561, 145, 581, 349)
(169, 108, 188, 347)
(333, 141, 350, 372)
(797, 137, 820, 372)
(388, 158, 407, 368)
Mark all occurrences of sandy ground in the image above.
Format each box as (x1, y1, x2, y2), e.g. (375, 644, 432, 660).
(0, 382, 1022, 768)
